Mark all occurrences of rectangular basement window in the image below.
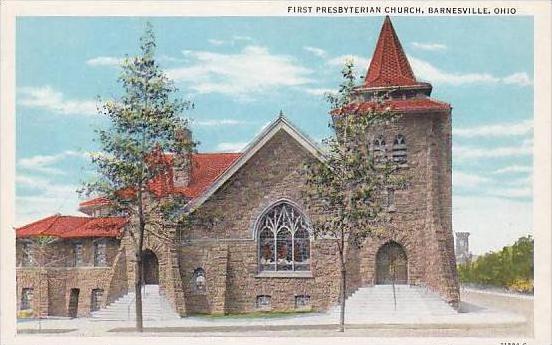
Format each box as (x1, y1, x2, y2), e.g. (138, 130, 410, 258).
(295, 295, 311, 310)
(256, 295, 271, 311)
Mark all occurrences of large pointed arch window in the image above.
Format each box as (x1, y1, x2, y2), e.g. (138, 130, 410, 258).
(257, 202, 311, 272)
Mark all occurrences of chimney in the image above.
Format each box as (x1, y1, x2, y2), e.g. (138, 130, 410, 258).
(173, 128, 193, 188)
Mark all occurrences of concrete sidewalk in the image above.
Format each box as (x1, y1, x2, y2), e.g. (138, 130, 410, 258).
(17, 289, 531, 337)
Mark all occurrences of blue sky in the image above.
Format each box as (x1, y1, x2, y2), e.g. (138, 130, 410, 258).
(16, 16, 533, 254)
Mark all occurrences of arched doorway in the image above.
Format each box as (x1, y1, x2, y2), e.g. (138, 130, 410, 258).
(142, 250, 159, 285)
(375, 241, 408, 284)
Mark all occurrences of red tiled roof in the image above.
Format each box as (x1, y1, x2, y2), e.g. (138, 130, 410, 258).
(79, 197, 111, 208)
(365, 16, 419, 88)
(174, 153, 241, 198)
(16, 214, 127, 239)
(334, 98, 451, 116)
(79, 152, 241, 208)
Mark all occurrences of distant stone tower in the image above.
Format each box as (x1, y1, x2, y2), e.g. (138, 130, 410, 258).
(337, 16, 460, 307)
(455, 232, 471, 264)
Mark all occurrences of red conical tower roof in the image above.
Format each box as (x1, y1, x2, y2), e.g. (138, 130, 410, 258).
(364, 16, 417, 88)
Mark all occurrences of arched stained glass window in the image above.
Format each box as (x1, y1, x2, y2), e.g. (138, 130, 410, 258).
(257, 202, 311, 272)
(277, 229, 292, 270)
(259, 229, 275, 271)
(294, 229, 310, 271)
(392, 134, 407, 163)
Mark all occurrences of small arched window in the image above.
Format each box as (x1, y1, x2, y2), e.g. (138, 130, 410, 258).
(257, 202, 311, 272)
(192, 268, 207, 293)
(373, 135, 386, 162)
(392, 134, 407, 164)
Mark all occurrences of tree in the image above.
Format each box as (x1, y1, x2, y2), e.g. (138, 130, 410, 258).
(457, 235, 533, 293)
(81, 23, 195, 332)
(303, 61, 407, 332)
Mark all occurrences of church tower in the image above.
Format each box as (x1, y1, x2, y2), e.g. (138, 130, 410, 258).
(343, 16, 460, 307)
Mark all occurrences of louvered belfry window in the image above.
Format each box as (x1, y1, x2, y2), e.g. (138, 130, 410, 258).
(392, 134, 407, 163)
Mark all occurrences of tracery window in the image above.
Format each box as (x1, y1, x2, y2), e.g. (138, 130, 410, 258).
(192, 268, 207, 293)
(392, 134, 407, 163)
(257, 202, 311, 272)
(373, 135, 386, 162)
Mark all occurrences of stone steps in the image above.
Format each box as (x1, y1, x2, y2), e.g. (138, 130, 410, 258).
(90, 284, 180, 321)
(329, 285, 457, 319)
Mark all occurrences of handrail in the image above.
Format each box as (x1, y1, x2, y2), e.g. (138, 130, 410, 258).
(127, 284, 146, 320)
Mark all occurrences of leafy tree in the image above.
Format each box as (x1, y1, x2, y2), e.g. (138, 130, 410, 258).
(303, 61, 407, 332)
(458, 235, 533, 293)
(81, 23, 195, 331)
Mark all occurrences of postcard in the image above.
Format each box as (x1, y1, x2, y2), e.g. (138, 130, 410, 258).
(1, 1, 550, 345)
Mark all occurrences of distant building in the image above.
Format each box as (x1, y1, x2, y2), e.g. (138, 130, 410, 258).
(455, 232, 472, 264)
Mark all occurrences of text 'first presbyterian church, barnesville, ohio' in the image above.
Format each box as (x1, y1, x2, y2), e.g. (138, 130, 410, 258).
(15, 17, 459, 319)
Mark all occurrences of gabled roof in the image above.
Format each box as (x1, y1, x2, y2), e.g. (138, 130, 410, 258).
(364, 16, 419, 88)
(16, 214, 127, 239)
(79, 153, 241, 210)
(185, 115, 324, 212)
(172, 153, 242, 198)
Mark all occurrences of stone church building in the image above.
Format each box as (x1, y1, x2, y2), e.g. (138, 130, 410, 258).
(16, 17, 459, 318)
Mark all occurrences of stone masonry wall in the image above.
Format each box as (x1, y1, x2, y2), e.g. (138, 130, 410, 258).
(16, 237, 123, 317)
(180, 129, 341, 314)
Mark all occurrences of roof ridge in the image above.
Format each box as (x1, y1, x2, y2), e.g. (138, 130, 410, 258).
(15, 214, 60, 231)
(194, 152, 242, 156)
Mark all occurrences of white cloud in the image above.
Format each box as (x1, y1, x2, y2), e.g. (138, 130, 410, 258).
(453, 171, 490, 188)
(493, 165, 532, 174)
(233, 35, 253, 42)
(410, 56, 499, 85)
(409, 56, 532, 87)
(453, 195, 532, 254)
(303, 88, 335, 96)
(216, 142, 248, 152)
(326, 55, 370, 69)
(18, 150, 89, 175)
(324, 54, 531, 87)
(193, 119, 253, 127)
(454, 140, 532, 160)
(167, 45, 313, 98)
(487, 186, 532, 199)
(506, 174, 533, 187)
(454, 120, 533, 138)
(86, 56, 123, 67)
(503, 73, 533, 87)
(18, 86, 97, 116)
(411, 42, 447, 51)
(208, 39, 226, 46)
(303, 46, 327, 58)
(16, 174, 82, 226)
